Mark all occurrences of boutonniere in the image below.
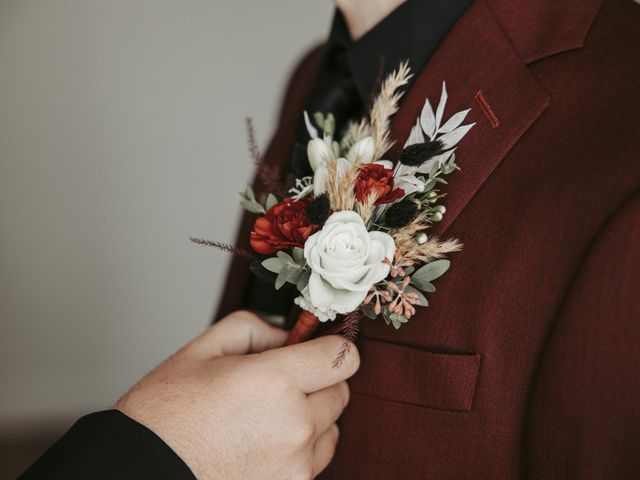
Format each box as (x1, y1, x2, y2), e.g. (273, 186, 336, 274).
(193, 63, 474, 362)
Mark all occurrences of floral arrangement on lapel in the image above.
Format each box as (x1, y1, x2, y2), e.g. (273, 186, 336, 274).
(193, 63, 474, 359)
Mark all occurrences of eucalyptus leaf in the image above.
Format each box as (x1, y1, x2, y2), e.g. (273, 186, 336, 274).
(276, 251, 295, 265)
(275, 264, 297, 290)
(275, 270, 288, 290)
(411, 278, 436, 293)
(240, 198, 266, 214)
(361, 304, 378, 320)
(389, 313, 408, 330)
(244, 185, 257, 201)
(265, 194, 278, 211)
(404, 286, 428, 307)
(403, 266, 416, 276)
(382, 308, 392, 326)
(296, 269, 311, 291)
(413, 259, 450, 283)
(292, 247, 305, 264)
(262, 257, 284, 274)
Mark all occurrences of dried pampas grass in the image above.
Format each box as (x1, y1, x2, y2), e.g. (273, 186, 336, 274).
(392, 215, 462, 262)
(370, 62, 412, 161)
(324, 159, 359, 212)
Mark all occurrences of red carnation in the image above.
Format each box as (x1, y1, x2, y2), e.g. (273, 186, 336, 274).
(354, 164, 404, 205)
(250, 197, 320, 255)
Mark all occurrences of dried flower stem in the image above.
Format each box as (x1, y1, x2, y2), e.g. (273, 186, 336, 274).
(189, 237, 254, 259)
(332, 311, 362, 368)
(246, 117, 262, 165)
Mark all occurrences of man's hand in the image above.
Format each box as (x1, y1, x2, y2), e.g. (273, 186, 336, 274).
(115, 311, 360, 480)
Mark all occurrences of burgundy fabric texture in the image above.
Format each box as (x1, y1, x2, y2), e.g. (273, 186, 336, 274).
(218, 0, 640, 477)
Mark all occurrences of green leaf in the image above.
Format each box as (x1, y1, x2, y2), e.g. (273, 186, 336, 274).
(244, 185, 257, 201)
(404, 286, 428, 307)
(240, 198, 266, 214)
(296, 269, 311, 291)
(332, 141, 341, 159)
(411, 279, 436, 293)
(276, 251, 294, 264)
(275, 270, 288, 290)
(402, 266, 415, 276)
(262, 257, 284, 274)
(265, 194, 278, 211)
(292, 247, 305, 264)
(382, 308, 392, 325)
(275, 264, 296, 290)
(413, 259, 450, 284)
(361, 304, 377, 320)
(423, 179, 437, 191)
(324, 113, 335, 137)
(389, 313, 408, 330)
(313, 112, 325, 128)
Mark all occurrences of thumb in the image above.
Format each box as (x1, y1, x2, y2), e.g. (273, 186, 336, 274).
(189, 311, 288, 357)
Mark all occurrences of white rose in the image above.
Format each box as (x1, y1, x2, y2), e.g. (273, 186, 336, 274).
(302, 211, 396, 319)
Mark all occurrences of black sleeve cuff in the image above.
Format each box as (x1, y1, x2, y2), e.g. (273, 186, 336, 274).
(19, 409, 196, 480)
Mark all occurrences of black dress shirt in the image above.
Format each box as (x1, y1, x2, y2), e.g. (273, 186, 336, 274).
(19, 2, 472, 478)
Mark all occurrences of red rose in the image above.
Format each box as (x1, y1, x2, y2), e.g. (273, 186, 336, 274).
(354, 164, 404, 205)
(250, 197, 320, 255)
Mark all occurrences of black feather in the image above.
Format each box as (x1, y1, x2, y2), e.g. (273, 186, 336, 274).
(306, 194, 331, 225)
(384, 198, 420, 228)
(398, 140, 445, 167)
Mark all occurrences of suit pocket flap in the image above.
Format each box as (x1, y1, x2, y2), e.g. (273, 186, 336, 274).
(350, 337, 481, 412)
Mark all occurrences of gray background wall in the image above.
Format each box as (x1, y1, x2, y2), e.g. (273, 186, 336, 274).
(0, 0, 332, 428)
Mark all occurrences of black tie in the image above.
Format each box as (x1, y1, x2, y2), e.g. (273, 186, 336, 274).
(291, 47, 364, 176)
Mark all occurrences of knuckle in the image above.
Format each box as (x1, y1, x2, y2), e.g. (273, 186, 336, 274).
(268, 370, 296, 395)
(290, 420, 316, 448)
(224, 309, 261, 326)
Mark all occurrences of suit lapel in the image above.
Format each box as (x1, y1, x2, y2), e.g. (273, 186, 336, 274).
(388, 0, 550, 238)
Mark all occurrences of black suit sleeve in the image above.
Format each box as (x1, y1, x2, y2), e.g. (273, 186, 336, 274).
(19, 410, 196, 480)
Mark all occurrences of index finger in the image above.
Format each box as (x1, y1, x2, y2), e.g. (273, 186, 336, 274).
(265, 335, 360, 393)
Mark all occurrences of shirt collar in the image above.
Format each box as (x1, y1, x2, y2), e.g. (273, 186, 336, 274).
(326, 0, 473, 105)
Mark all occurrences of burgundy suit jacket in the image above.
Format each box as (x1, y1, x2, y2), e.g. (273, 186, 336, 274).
(218, 0, 640, 477)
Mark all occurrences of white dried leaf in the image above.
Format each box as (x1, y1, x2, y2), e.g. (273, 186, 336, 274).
(420, 99, 436, 139)
(303, 111, 319, 139)
(435, 82, 448, 132)
(438, 123, 475, 149)
(404, 119, 425, 147)
(437, 108, 470, 135)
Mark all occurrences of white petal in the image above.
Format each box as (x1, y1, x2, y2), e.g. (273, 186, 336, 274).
(347, 136, 375, 164)
(438, 123, 475, 149)
(313, 163, 329, 196)
(303, 111, 319, 139)
(294, 288, 337, 322)
(307, 138, 334, 172)
(308, 272, 367, 314)
(324, 210, 364, 227)
(435, 82, 448, 132)
(437, 108, 470, 135)
(420, 99, 436, 139)
(375, 160, 394, 170)
(369, 231, 396, 264)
